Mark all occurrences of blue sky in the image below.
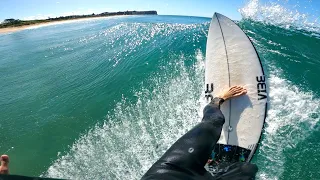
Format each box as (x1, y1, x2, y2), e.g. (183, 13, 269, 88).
(0, 0, 319, 22)
(0, 0, 245, 21)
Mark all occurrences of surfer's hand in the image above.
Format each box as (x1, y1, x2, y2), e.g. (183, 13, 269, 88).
(218, 86, 247, 101)
(0, 155, 9, 174)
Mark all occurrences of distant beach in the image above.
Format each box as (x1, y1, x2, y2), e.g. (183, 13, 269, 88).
(0, 10, 157, 34)
(0, 16, 115, 34)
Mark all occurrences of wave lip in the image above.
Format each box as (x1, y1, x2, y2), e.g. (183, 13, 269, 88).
(239, 0, 320, 33)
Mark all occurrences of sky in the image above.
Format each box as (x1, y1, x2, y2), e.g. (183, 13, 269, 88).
(0, 0, 319, 22)
(0, 0, 246, 22)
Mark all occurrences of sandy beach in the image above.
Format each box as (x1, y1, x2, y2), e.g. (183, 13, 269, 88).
(0, 16, 122, 34)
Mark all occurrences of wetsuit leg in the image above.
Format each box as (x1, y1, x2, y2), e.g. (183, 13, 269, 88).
(142, 98, 225, 179)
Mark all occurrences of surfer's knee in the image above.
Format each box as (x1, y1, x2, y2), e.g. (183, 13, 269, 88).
(0, 155, 9, 175)
(240, 162, 258, 176)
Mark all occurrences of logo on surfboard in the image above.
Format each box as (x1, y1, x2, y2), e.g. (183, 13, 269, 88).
(205, 83, 214, 101)
(256, 76, 267, 100)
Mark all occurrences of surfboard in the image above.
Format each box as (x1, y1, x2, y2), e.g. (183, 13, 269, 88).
(204, 13, 268, 176)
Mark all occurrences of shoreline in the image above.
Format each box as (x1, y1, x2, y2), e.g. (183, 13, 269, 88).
(0, 16, 124, 34)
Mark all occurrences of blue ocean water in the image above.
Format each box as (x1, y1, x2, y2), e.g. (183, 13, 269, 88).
(1, 2, 320, 180)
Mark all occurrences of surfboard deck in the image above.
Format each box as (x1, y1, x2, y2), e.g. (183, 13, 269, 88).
(204, 13, 268, 176)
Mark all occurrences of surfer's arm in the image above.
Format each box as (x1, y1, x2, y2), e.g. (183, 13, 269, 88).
(202, 97, 225, 124)
(141, 97, 225, 179)
(210, 97, 224, 107)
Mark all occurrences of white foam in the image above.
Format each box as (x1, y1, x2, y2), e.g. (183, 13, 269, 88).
(43, 50, 206, 179)
(239, 0, 320, 33)
(257, 71, 320, 180)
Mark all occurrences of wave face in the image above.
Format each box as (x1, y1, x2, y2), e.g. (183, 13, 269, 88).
(0, 2, 320, 180)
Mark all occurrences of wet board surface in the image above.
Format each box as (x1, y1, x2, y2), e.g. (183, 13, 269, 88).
(204, 13, 268, 175)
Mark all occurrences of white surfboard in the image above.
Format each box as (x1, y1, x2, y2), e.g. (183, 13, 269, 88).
(204, 13, 268, 170)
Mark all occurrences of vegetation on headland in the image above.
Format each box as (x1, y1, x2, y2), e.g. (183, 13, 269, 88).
(0, 10, 157, 28)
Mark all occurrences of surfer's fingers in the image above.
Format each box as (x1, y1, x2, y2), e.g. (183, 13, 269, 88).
(234, 86, 245, 89)
(229, 86, 239, 92)
(0, 155, 9, 165)
(230, 86, 239, 89)
(233, 90, 247, 96)
(0, 155, 9, 174)
(230, 86, 245, 92)
(230, 85, 244, 89)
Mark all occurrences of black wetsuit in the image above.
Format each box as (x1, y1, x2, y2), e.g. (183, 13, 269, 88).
(141, 97, 258, 180)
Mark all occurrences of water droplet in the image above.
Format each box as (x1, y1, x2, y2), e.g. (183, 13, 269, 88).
(310, 113, 318, 119)
(188, 148, 194, 153)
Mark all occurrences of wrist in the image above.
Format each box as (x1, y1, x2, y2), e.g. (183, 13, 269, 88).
(211, 97, 225, 105)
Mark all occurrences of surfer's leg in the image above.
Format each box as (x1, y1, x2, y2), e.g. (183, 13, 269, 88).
(0, 155, 9, 174)
(142, 86, 247, 178)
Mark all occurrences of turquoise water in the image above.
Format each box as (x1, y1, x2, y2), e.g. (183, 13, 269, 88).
(1, 8, 320, 180)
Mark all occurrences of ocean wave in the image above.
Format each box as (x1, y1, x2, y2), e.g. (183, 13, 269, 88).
(239, 0, 320, 34)
(34, 15, 320, 179)
(43, 50, 205, 179)
(257, 72, 320, 180)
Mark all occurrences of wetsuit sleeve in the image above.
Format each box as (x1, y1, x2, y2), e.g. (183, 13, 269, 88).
(141, 98, 225, 180)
